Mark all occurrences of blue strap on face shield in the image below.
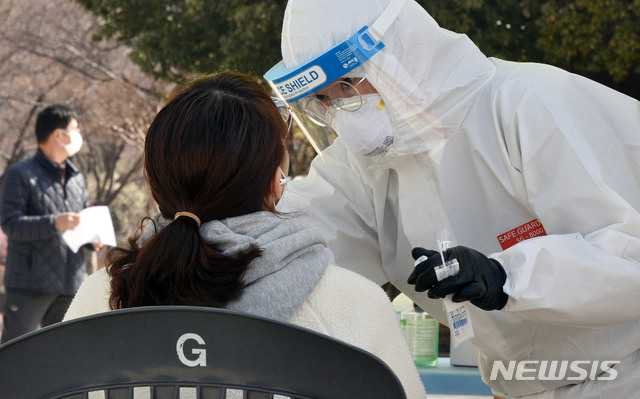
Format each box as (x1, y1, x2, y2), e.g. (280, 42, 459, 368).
(264, 26, 384, 103)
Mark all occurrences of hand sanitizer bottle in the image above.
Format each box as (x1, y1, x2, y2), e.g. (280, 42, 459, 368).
(400, 303, 439, 367)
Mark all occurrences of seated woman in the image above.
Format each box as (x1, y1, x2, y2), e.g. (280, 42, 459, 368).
(64, 71, 426, 398)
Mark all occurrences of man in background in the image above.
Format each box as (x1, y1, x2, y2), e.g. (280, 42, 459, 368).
(0, 104, 97, 343)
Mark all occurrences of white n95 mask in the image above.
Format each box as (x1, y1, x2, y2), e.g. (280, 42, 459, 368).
(330, 94, 393, 156)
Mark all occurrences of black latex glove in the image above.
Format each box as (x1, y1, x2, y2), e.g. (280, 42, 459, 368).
(407, 246, 508, 311)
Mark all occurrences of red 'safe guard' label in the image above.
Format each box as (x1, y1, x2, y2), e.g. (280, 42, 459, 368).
(497, 219, 547, 250)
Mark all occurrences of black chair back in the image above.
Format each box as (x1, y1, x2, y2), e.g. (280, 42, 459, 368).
(0, 306, 407, 399)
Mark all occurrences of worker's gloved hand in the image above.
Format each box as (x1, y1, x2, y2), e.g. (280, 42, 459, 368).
(407, 246, 508, 311)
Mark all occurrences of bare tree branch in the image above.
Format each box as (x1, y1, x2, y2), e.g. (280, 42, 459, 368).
(0, 0, 172, 240)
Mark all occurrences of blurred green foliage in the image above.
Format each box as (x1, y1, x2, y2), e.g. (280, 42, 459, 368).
(536, 0, 640, 83)
(75, 0, 638, 96)
(420, 0, 639, 96)
(76, 0, 287, 81)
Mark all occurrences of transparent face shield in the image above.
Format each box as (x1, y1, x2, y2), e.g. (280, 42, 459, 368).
(265, 31, 381, 155)
(264, 0, 405, 155)
(272, 96, 293, 132)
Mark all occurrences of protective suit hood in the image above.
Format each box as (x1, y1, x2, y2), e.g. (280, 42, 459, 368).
(281, 0, 496, 156)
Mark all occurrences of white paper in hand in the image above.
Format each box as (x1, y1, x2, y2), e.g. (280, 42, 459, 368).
(62, 206, 117, 253)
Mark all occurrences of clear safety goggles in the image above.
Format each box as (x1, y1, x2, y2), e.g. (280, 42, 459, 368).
(264, 0, 405, 154)
(301, 77, 369, 127)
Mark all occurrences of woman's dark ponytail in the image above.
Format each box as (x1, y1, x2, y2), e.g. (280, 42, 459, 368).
(107, 218, 261, 309)
(106, 71, 287, 310)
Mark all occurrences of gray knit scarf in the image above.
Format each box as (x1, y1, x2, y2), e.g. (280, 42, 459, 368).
(141, 211, 329, 322)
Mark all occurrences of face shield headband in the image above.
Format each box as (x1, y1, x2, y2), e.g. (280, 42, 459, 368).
(265, 0, 405, 155)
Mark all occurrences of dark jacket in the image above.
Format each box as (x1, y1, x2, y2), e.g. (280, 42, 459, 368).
(0, 148, 89, 295)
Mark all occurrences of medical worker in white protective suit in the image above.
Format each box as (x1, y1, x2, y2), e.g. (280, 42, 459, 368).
(265, 0, 640, 398)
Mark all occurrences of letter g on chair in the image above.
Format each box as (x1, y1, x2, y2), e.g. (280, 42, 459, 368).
(177, 333, 207, 367)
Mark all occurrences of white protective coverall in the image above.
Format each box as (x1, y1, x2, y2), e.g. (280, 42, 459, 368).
(277, 0, 640, 398)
